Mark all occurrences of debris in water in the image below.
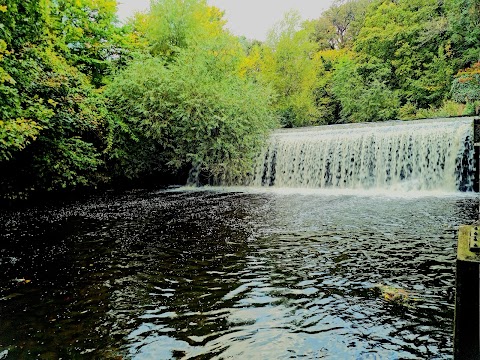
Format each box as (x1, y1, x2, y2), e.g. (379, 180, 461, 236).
(374, 284, 419, 307)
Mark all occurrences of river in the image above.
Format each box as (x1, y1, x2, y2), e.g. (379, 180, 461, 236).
(0, 187, 477, 359)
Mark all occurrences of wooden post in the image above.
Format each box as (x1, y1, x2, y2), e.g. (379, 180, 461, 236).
(474, 118, 480, 192)
(454, 225, 480, 359)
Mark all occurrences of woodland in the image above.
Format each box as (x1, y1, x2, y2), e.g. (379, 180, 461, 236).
(1, 0, 479, 198)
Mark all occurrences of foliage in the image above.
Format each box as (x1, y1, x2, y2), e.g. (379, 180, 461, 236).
(451, 62, 480, 103)
(106, 47, 276, 183)
(48, 0, 134, 87)
(307, 0, 372, 50)
(332, 56, 399, 122)
(399, 100, 465, 120)
(0, 0, 107, 196)
(355, 0, 453, 108)
(254, 11, 320, 127)
(104, 0, 276, 183)
(445, 0, 480, 68)
(146, 0, 226, 58)
(0, 118, 42, 161)
(311, 49, 350, 124)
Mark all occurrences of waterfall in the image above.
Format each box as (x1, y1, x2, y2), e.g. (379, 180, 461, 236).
(247, 118, 475, 192)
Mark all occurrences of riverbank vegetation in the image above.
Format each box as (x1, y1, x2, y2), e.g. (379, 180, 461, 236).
(0, 0, 479, 197)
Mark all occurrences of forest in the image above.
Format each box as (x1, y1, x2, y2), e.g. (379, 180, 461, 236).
(0, 0, 479, 198)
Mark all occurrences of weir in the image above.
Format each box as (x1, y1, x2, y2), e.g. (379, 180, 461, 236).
(248, 117, 476, 192)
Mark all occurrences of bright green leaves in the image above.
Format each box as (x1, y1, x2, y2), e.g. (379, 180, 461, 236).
(251, 11, 320, 127)
(308, 0, 371, 50)
(106, 47, 276, 182)
(147, 0, 226, 59)
(445, 0, 480, 68)
(103, 0, 277, 183)
(0, 0, 110, 196)
(332, 56, 399, 122)
(50, 0, 123, 87)
(0, 119, 42, 161)
(355, 0, 453, 108)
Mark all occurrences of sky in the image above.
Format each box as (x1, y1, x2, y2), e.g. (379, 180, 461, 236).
(116, 0, 334, 41)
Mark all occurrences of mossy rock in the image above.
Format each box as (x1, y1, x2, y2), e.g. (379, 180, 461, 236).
(373, 284, 419, 307)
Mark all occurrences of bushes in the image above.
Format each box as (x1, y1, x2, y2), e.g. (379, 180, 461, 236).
(105, 47, 276, 183)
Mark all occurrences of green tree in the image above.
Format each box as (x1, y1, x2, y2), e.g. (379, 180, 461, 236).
(49, 0, 136, 87)
(146, 0, 226, 58)
(446, 0, 480, 69)
(0, 0, 107, 197)
(355, 0, 453, 108)
(258, 11, 320, 127)
(451, 61, 480, 114)
(332, 56, 399, 122)
(106, 48, 276, 183)
(308, 0, 372, 50)
(105, 0, 277, 183)
(311, 49, 350, 124)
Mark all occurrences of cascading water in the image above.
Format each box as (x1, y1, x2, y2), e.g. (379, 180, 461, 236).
(248, 117, 475, 192)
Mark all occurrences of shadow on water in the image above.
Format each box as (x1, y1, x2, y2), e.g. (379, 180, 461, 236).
(0, 189, 478, 359)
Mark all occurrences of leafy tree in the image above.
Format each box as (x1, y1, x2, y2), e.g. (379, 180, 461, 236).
(256, 11, 319, 127)
(311, 49, 350, 124)
(146, 0, 226, 59)
(451, 61, 480, 114)
(355, 0, 453, 108)
(308, 0, 372, 50)
(445, 0, 480, 68)
(105, 0, 276, 183)
(106, 48, 276, 183)
(49, 0, 136, 87)
(0, 0, 107, 197)
(332, 56, 399, 122)
(0, 118, 42, 161)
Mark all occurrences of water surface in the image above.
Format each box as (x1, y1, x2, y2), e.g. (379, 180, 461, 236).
(0, 188, 477, 359)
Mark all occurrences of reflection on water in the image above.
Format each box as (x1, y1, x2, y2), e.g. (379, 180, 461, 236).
(0, 188, 478, 359)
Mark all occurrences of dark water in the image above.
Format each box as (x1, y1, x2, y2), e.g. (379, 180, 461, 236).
(0, 188, 478, 359)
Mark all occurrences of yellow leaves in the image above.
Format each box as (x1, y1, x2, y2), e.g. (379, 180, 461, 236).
(192, 5, 225, 40)
(0, 67, 15, 84)
(239, 47, 262, 78)
(375, 284, 419, 307)
(47, 99, 58, 107)
(0, 118, 43, 161)
(444, 42, 453, 58)
(314, 48, 353, 63)
(456, 61, 480, 77)
(0, 5, 7, 12)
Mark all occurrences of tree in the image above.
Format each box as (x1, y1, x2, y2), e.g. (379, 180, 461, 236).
(308, 0, 372, 50)
(0, 0, 107, 197)
(355, 0, 453, 108)
(256, 11, 320, 127)
(105, 0, 277, 183)
(445, 0, 480, 69)
(146, 0, 226, 59)
(106, 48, 276, 183)
(311, 49, 350, 124)
(49, 0, 135, 87)
(451, 61, 480, 114)
(332, 56, 399, 122)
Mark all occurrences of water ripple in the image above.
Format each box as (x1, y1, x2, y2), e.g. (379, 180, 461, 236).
(0, 189, 476, 359)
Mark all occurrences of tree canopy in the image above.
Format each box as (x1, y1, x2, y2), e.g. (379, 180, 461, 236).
(1, 0, 479, 198)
